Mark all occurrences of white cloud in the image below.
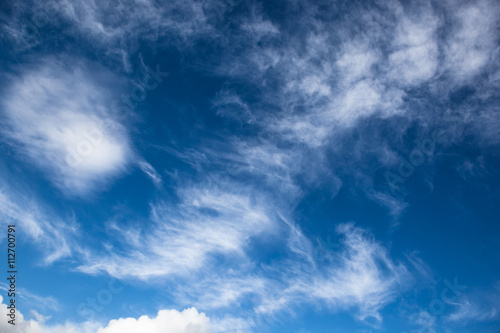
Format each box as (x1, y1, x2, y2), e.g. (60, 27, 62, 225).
(251, 223, 410, 324)
(180, 276, 270, 311)
(212, 89, 256, 124)
(0, 283, 58, 312)
(388, 10, 439, 85)
(2, 1, 498, 332)
(97, 308, 210, 333)
(76, 182, 276, 279)
(336, 41, 378, 85)
(445, 0, 499, 81)
(138, 160, 162, 186)
(0, 187, 73, 264)
(0, 295, 100, 333)
(0, 59, 131, 195)
(210, 316, 250, 333)
(173, 223, 410, 327)
(409, 310, 436, 332)
(203, 0, 499, 218)
(447, 300, 498, 323)
(366, 190, 408, 218)
(0, 296, 212, 333)
(4, 0, 217, 71)
(306, 223, 409, 323)
(446, 283, 500, 324)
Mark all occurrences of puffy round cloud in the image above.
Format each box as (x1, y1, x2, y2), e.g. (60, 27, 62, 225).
(97, 308, 211, 333)
(0, 296, 210, 333)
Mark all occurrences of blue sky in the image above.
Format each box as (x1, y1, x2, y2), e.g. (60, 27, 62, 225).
(0, 0, 499, 332)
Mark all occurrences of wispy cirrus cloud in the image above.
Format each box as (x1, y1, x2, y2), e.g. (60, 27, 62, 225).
(445, 0, 499, 81)
(252, 223, 410, 325)
(0, 283, 58, 312)
(207, 0, 499, 214)
(445, 283, 500, 324)
(2, 0, 219, 71)
(137, 160, 162, 187)
(76, 181, 277, 279)
(169, 222, 411, 328)
(0, 187, 73, 264)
